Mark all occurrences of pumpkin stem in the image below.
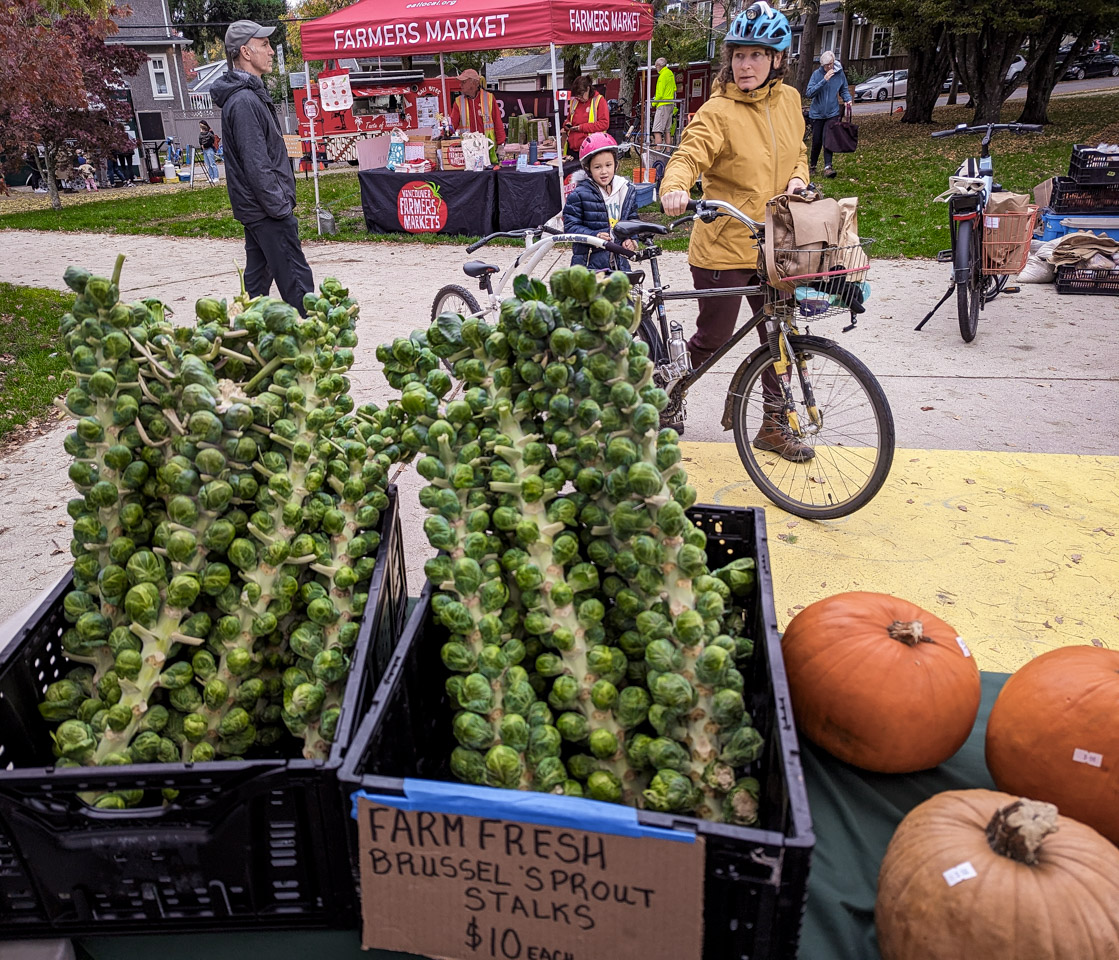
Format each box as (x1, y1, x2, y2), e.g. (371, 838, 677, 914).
(886, 620, 930, 646)
(985, 799, 1059, 865)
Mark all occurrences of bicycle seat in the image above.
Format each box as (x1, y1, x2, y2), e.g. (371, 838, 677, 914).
(463, 260, 499, 278)
(613, 220, 668, 241)
(624, 270, 645, 286)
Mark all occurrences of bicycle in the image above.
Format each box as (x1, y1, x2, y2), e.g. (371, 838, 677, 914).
(622, 198, 894, 519)
(915, 121, 1042, 343)
(431, 225, 629, 323)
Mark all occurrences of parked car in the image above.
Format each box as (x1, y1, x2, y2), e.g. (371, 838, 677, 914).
(855, 70, 908, 101)
(1063, 52, 1119, 80)
(942, 56, 1027, 92)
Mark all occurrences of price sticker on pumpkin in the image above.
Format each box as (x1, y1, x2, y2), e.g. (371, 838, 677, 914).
(942, 861, 977, 887)
(1073, 748, 1103, 767)
(955, 636, 971, 658)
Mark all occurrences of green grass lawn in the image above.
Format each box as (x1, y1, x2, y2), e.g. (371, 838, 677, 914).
(1, 92, 1115, 259)
(0, 283, 73, 442)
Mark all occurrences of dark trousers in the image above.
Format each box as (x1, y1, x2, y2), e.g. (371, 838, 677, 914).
(688, 266, 778, 403)
(243, 215, 314, 315)
(810, 117, 834, 171)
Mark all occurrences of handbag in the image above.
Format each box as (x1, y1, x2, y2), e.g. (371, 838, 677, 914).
(824, 103, 859, 154)
(762, 193, 845, 292)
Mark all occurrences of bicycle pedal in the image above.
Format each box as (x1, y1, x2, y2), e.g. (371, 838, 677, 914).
(1003, 285, 1021, 294)
(936, 249, 954, 263)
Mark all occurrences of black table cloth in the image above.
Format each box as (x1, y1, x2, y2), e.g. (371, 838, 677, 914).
(358, 169, 495, 236)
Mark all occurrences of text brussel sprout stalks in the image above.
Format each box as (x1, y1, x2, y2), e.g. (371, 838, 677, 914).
(553, 266, 763, 822)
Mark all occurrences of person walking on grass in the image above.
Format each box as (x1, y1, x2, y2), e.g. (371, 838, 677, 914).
(212, 19, 313, 314)
(198, 120, 220, 184)
(805, 50, 851, 179)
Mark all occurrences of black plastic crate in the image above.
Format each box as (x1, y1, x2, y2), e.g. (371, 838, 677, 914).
(339, 504, 814, 960)
(1068, 144, 1119, 184)
(1055, 263, 1119, 295)
(0, 485, 408, 938)
(1048, 176, 1119, 214)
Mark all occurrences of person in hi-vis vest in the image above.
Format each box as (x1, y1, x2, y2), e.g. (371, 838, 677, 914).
(449, 69, 506, 165)
(563, 74, 609, 157)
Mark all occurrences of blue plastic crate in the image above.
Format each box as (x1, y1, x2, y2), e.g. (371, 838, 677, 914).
(1036, 208, 1119, 241)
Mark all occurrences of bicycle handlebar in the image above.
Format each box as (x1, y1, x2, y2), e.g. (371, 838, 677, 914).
(931, 122, 1044, 139)
(466, 223, 563, 254)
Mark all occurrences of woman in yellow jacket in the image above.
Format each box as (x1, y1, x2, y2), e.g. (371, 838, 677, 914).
(661, 1, 811, 460)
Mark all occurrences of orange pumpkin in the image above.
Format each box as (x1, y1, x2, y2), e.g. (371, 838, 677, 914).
(781, 592, 980, 772)
(985, 645, 1119, 844)
(876, 790, 1119, 960)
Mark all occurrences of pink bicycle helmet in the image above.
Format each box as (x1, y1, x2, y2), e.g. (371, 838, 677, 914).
(578, 132, 619, 167)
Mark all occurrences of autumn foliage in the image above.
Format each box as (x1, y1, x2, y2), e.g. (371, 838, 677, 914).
(0, 0, 145, 207)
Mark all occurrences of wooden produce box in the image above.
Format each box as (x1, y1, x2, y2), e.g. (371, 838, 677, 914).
(439, 138, 465, 170)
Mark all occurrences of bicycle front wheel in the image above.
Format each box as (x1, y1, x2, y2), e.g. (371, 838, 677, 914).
(956, 219, 981, 343)
(431, 284, 481, 322)
(730, 335, 895, 519)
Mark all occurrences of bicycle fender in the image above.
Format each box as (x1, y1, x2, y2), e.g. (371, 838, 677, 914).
(721, 343, 773, 431)
(953, 218, 975, 284)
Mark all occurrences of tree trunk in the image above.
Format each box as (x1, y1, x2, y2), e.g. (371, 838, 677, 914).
(794, 4, 821, 94)
(1016, 26, 1094, 125)
(953, 26, 1026, 124)
(841, 5, 854, 64)
(400, 55, 413, 71)
(44, 144, 61, 212)
(900, 27, 951, 123)
(616, 41, 638, 120)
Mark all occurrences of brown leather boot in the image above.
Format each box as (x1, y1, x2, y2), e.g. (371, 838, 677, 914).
(752, 415, 815, 462)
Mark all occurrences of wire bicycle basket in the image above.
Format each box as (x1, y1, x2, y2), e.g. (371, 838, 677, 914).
(981, 205, 1038, 275)
(762, 239, 874, 320)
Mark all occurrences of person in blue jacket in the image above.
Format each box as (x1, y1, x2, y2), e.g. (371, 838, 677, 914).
(564, 133, 639, 271)
(805, 50, 852, 179)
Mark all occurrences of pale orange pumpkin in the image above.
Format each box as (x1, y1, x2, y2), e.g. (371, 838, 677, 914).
(985, 645, 1119, 844)
(781, 592, 980, 772)
(876, 790, 1119, 960)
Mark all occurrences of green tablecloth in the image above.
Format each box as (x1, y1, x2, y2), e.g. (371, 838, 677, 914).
(75, 674, 1009, 960)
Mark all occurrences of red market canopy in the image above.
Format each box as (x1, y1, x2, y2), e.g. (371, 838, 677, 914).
(299, 0, 653, 61)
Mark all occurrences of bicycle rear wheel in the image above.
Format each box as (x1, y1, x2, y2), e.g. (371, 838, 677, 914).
(729, 335, 895, 519)
(431, 284, 482, 322)
(955, 219, 981, 343)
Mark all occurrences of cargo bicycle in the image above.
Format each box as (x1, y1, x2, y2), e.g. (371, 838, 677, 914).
(916, 121, 1042, 342)
(431, 199, 894, 519)
(621, 198, 894, 519)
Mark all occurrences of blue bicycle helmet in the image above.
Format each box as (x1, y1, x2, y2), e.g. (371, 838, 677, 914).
(725, 1, 792, 51)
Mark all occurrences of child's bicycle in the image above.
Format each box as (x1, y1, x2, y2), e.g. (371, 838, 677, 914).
(915, 121, 1042, 343)
(624, 198, 893, 519)
(430, 225, 629, 322)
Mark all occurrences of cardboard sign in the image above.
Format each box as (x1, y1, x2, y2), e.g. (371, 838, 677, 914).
(357, 798, 706, 960)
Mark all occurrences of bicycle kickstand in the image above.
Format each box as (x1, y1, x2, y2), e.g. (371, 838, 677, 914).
(915, 281, 955, 332)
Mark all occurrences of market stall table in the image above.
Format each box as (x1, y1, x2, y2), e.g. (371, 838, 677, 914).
(358, 169, 495, 236)
(71, 675, 1013, 960)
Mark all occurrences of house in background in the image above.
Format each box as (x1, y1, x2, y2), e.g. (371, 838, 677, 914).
(107, 0, 218, 171)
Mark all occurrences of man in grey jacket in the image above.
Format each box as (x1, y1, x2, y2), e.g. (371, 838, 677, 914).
(213, 20, 313, 313)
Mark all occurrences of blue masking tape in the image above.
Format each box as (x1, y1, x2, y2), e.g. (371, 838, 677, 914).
(350, 779, 695, 844)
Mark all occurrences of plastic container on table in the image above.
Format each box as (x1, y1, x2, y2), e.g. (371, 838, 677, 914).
(0, 487, 408, 938)
(339, 504, 815, 960)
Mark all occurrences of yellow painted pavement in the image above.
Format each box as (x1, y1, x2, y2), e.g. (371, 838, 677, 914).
(682, 443, 1119, 674)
